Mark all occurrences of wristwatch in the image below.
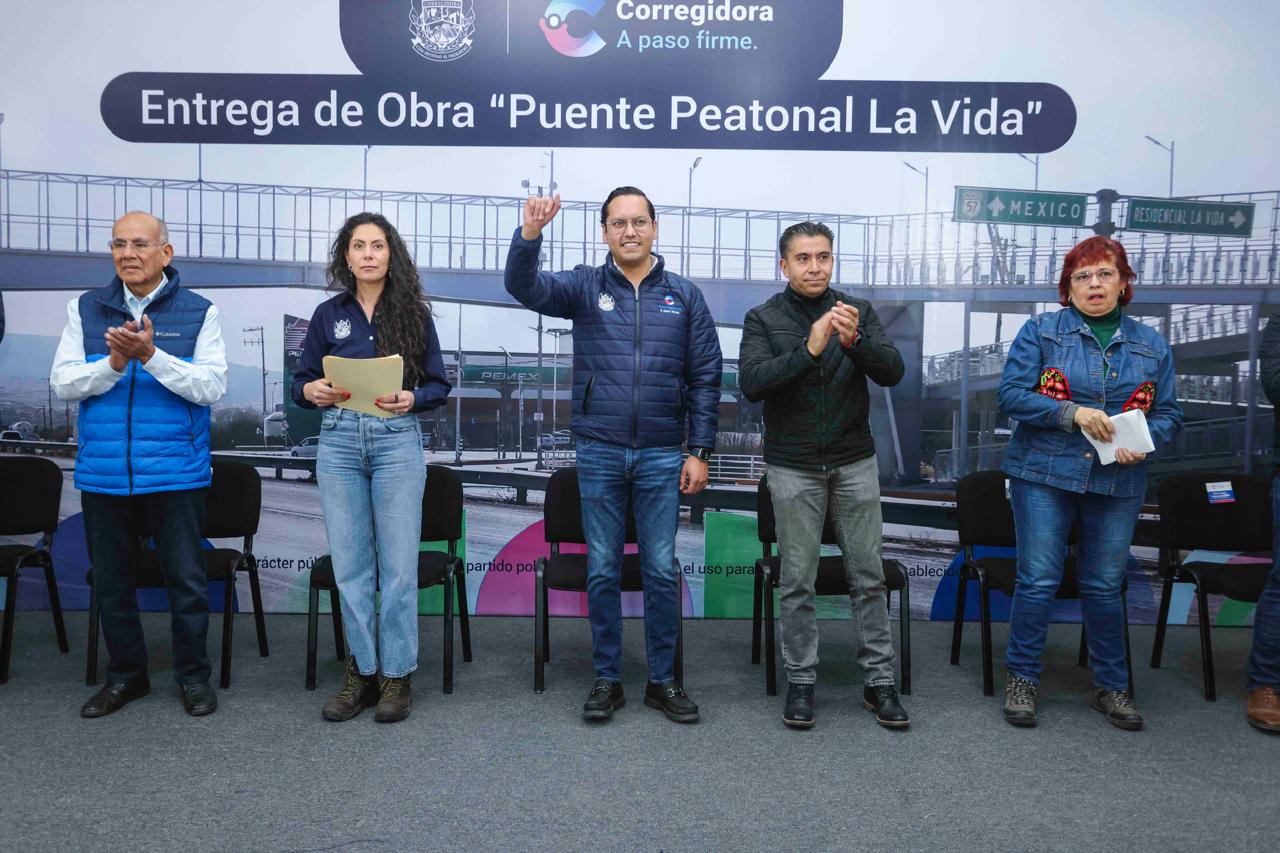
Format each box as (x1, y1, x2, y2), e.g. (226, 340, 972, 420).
(688, 446, 712, 462)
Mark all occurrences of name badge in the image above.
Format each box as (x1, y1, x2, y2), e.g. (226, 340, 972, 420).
(1205, 481, 1235, 504)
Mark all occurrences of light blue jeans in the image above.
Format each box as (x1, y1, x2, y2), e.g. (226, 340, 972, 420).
(317, 408, 426, 678)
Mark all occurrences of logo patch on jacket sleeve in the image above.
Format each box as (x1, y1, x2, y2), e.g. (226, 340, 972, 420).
(1036, 367, 1071, 401)
(1123, 381, 1156, 414)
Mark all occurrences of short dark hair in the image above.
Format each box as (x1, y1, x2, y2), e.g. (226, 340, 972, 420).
(1057, 235, 1136, 307)
(600, 186, 657, 226)
(779, 221, 834, 257)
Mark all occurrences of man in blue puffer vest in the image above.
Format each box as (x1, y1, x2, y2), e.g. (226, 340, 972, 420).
(506, 187, 722, 723)
(51, 212, 228, 718)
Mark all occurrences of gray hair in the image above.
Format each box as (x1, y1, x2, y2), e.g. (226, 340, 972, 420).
(120, 210, 170, 245)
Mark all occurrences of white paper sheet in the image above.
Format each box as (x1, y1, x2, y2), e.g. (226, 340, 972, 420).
(1082, 407, 1155, 465)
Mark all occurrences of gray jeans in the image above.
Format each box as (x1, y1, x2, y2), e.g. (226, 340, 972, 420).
(768, 456, 896, 686)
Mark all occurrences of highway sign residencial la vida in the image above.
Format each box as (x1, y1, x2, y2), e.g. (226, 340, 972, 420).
(1124, 197, 1256, 237)
(953, 186, 1088, 227)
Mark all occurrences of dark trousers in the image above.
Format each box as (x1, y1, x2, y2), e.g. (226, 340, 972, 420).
(82, 488, 210, 685)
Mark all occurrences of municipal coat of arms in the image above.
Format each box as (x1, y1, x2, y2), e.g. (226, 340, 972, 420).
(411, 0, 476, 62)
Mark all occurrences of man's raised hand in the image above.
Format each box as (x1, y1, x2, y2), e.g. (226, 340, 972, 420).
(521, 195, 562, 241)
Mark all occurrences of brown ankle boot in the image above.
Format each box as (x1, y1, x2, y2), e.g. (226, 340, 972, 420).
(322, 657, 379, 722)
(1246, 686, 1280, 733)
(375, 674, 413, 723)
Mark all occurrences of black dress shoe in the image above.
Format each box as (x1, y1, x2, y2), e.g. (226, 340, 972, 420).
(583, 679, 625, 721)
(644, 681, 699, 723)
(81, 678, 150, 718)
(783, 682, 815, 729)
(863, 684, 909, 729)
(179, 681, 218, 717)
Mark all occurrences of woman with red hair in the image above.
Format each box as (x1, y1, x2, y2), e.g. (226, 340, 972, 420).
(996, 236, 1182, 730)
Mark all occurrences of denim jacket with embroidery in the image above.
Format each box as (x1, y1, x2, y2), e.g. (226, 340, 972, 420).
(998, 307, 1183, 497)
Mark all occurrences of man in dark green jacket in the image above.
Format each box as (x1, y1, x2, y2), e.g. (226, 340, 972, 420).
(739, 221, 908, 730)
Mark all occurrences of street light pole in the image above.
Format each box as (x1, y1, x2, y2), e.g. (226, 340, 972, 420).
(362, 145, 372, 200)
(1017, 153, 1040, 191)
(243, 326, 267, 424)
(903, 161, 929, 213)
(1144, 135, 1175, 197)
(686, 156, 702, 275)
(0, 112, 6, 250)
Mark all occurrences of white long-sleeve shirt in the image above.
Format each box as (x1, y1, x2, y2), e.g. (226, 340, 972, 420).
(50, 279, 229, 406)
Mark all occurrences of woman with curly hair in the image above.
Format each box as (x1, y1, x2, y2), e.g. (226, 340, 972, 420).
(291, 212, 451, 723)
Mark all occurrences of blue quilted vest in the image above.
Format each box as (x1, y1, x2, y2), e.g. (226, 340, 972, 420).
(76, 267, 214, 495)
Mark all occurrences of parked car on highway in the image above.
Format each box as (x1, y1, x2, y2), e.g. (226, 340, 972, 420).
(538, 430, 572, 450)
(290, 436, 320, 458)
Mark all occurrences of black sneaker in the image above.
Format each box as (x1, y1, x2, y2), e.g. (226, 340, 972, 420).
(322, 657, 380, 722)
(783, 682, 815, 729)
(1089, 688, 1143, 731)
(1003, 676, 1039, 728)
(582, 679, 625, 721)
(863, 684, 910, 729)
(644, 681, 699, 723)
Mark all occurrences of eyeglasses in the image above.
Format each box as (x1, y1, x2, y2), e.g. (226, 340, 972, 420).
(605, 217, 653, 232)
(1070, 267, 1119, 284)
(109, 238, 166, 252)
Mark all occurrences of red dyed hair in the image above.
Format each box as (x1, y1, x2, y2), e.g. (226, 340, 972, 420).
(1057, 236, 1136, 307)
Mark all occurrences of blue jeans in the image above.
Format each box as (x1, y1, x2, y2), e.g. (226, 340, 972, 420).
(1246, 477, 1280, 689)
(575, 438, 684, 684)
(82, 488, 210, 685)
(1006, 477, 1143, 690)
(317, 408, 426, 678)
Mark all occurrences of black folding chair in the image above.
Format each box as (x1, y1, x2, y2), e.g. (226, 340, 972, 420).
(750, 476, 911, 696)
(0, 456, 70, 682)
(86, 459, 268, 689)
(306, 464, 472, 693)
(1152, 472, 1272, 701)
(533, 467, 684, 693)
(951, 471, 1133, 697)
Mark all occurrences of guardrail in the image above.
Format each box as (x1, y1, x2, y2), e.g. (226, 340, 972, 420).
(3, 169, 1275, 287)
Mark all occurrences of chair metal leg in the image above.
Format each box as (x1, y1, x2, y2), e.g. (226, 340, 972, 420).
(0, 568, 17, 683)
(455, 561, 472, 663)
(442, 571, 455, 695)
(329, 589, 345, 661)
(950, 567, 969, 665)
(248, 564, 269, 657)
(43, 558, 69, 653)
(86, 583, 100, 685)
(541, 580, 550, 663)
(764, 575, 777, 696)
(1151, 574, 1175, 668)
(899, 580, 912, 696)
(979, 580, 994, 697)
(1195, 581, 1216, 702)
(219, 571, 235, 689)
(751, 565, 763, 664)
(533, 560, 546, 693)
(306, 585, 319, 690)
(1077, 624, 1088, 667)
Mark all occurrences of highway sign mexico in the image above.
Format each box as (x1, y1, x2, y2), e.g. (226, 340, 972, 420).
(953, 186, 1089, 227)
(1124, 197, 1255, 237)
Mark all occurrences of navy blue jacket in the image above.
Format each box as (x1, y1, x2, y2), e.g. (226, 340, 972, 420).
(290, 292, 451, 412)
(77, 268, 214, 495)
(504, 229, 722, 450)
(999, 307, 1182, 497)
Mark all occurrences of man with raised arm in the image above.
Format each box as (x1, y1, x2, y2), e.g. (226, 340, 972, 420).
(505, 188, 721, 723)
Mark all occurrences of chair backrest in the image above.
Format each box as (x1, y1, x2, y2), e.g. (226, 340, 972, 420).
(955, 470, 1017, 549)
(543, 466, 637, 545)
(203, 459, 262, 539)
(0, 456, 63, 536)
(421, 464, 464, 543)
(756, 476, 839, 546)
(1157, 471, 1272, 552)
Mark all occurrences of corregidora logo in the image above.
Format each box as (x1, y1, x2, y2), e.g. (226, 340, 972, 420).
(615, 1, 775, 25)
(540, 1, 608, 58)
(410, 0, 476, 62)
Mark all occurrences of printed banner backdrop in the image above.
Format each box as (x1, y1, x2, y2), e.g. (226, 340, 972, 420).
(1, 1, 1277, 630)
